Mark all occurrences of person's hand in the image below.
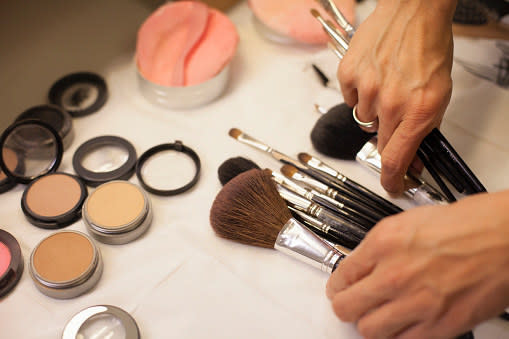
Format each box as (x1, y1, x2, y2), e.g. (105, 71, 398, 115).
(326, 190, 509, 339)
(337, 0, 457, 194)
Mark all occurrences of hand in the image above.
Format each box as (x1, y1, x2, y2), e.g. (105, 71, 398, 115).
(326, 190, 509, 339)
(337, 0, 456, 194)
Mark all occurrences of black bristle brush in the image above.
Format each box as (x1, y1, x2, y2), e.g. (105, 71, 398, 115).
(217, 156, 260, 186)
(210, 168, 347, 273)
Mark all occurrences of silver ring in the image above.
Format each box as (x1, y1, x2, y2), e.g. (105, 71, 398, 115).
(352, 105, 378, 129)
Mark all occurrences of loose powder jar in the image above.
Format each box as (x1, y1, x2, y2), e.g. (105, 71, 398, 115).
(21, 173, 88, 229)
(83, 181, 152, 245)
(30, 231, 103, 299)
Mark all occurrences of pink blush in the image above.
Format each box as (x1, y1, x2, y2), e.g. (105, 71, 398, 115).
(0, 241, 11, 277)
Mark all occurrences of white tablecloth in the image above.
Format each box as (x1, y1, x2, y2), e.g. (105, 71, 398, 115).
(0, 1, 508, 338)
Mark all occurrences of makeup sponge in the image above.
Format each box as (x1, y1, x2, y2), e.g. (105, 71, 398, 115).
(218, 157, 260, 186)
(310, 103, 375, 160)
(136, 1, 239, 87)
(248, 0, 355, 44)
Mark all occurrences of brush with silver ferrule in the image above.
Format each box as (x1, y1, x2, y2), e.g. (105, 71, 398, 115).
(276, 182, 365, 249)
(314, 0, 355, 39)
(271, 170, 373, 231)
(210, 168, 347, 273)
(310, 9, 349, 54)
(298, 152, 403, 215)
(281, 164, 382, 226)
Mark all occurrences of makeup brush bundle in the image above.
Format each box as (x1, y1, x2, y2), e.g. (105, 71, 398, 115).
(309, 1, 487, 203)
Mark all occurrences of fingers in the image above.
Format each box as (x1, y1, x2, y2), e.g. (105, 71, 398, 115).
(326, 239, 377, 299)
(337, 54, 358, 108)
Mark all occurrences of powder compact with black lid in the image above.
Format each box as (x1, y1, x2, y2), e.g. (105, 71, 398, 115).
(0, 120, 88, 228)
(0, 229, 24, 298)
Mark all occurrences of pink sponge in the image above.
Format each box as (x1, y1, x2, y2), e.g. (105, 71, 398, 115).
(248, 0, 355, 44)
(136, 1, 239, 87)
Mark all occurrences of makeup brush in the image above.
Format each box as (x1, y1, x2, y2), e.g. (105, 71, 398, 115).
(314, 0, 355, 39)
(210, 168, 347, 273)
(217, 156, 260, 186)
(298, 152, 403, 215)
(281, 164, 380, 226)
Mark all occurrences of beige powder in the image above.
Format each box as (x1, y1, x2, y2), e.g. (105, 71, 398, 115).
(33, 232, 94, 283)
(0, 148, 18, 181)
(86, 181, 145, 229)
(26, 174, 82, 217)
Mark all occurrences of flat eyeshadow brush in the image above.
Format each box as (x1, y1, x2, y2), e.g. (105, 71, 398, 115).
(271, 171, 374, 232)
(280, 164, 381, 226)
(298, 152, 403, 215)
(210, 168, 347, 273)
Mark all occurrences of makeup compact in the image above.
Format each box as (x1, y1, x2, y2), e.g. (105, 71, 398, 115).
(0, 229, 24, 298)
(48, 72, 108, 117)
(30, 230, 102, 299)
(248, 0, 355, 45)
(15, 104, 74, 150)
(135, 1, 239, 108)
(83, 181, 152, 245)
(21, 173, 88, 229)
(0, 148, 18, 194)
(62, 305, 140, 339)
(73, 136, 137, 187)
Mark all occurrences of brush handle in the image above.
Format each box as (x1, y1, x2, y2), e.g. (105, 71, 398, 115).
(331, 193, 386, 222)
(417, 148, 457, 202)
(428, 129, 487, 194)
(315, 208, 366, 244)
(312, 195, 376, 231)
(342, 177, 403, 215)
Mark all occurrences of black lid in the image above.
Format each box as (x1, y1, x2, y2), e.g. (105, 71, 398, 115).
(136, 140, 201, 196)
(0, 119, 63, 184)
(21, 173, 88, 229)
(48, 72, 108, 117)
(73, 135, 137, 187)
(0, 229, 24, 298)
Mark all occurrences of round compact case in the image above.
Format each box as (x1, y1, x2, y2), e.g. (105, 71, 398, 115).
(62, 305, 140, 339)
(0, 229, 24, 298)
(15, 104, 74, 150)
(30, 230, 103, 299)
(135, 1, 239, 109)
(21, 173, 88, 229)
(48, 72, 108, 117)
(83, 181, 152, 245)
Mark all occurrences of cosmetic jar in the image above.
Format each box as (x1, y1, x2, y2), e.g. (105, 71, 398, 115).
(48, 72, 108, 117)
(15, 104, 74, 150)
(83, 181, 152, 245)
(73, 136, 137, 187)
(136, 140, 201, 196)
(0, 119, 63, 185)
(248, 0, 355, 45)
(0, 148, 19, 194)
(135, 1, 239, 109)
(30, 230, 103, 299)
(62, 305, 140, 339)
(0, 229, 24, 298)
(21, 173, 88, 229)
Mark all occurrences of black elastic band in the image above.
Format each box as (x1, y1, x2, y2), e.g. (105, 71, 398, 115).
(136, 141, 201, 196)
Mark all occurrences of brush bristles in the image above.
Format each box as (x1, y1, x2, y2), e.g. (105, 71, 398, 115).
(298, 152, 312, 164)
(228, 128, 242, 139)
(280, 164, 298, 178)
(210, 168, 292, 248)
(217, 157, 260, 186)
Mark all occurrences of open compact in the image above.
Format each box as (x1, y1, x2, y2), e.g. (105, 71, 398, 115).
(0, 230, 24, 298)
(0, 148, 19, 194)
(62, 305, 140, 339)
(48, 72, 108, 117)
(83, 181, 152, 245)
(73, 136, 137, 187)
(29, 230, 103, 299)
(15, 104, 74, 150)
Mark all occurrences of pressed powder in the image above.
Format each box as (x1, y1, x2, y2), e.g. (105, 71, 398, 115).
(21, 173, 87, 229)
(30, 231, 102, 299)
(83, 181, 152, 245)
(0, 229, 24, 298)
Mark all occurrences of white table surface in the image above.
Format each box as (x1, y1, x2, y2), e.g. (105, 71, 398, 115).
(0, 1, 508, 338)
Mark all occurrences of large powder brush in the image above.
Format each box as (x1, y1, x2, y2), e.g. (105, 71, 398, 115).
(210, 168, 347, 272)
(217, 156, 260, 186)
